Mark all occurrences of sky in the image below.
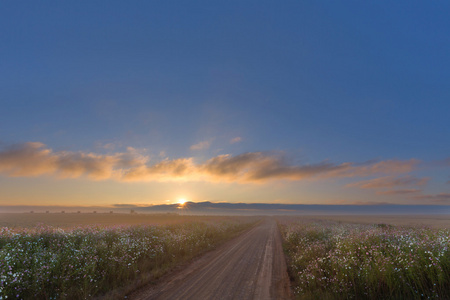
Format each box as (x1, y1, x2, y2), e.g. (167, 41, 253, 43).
(0, 1, 449, 209)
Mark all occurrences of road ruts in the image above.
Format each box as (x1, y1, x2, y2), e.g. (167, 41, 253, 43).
(130, 218, 292, 300)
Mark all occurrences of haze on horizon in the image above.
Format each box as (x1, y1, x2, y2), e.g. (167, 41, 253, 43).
(0, 1, 449, 210)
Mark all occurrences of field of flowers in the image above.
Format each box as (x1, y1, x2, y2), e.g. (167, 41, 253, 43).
(279, 219, 450, 299)
(0, 218, 256, 299)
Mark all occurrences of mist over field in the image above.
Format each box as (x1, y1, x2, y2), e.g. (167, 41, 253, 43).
(1, 202, 450, 215)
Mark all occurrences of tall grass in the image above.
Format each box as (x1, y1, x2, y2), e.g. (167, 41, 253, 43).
(0, 219, 255, 299)
(279, 220, 450, 299)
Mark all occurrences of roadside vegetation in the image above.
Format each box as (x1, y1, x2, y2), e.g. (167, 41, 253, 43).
(279, 219, 450, 299)
(0, 217, 257, 299)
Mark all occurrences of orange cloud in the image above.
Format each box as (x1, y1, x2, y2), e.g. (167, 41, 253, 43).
(0, 142, 57, 176)
(0, 142, 147, 180)
(122, 158, 196, 181)
(0, 142, 420, 183)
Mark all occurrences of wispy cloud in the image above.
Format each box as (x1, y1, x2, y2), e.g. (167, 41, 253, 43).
(201, 152, 343, 182)
(230, 137, 242, 144)
(347, 176, 429, 189)
(332, 199, 393, 205)
(412, 193, 450, 204)
(376, 189, 422, 195)
(112, 204, 142, 208)
(190, 141, 211, 151)
(444, 158, 450, 166)
(0, 142, 419, 183)
(328, 160, 419, 178)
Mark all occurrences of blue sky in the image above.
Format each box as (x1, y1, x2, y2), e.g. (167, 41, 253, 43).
(0, 1, 449, 207)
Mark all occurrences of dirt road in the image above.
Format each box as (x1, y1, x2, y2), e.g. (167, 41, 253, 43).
(130, 218, 292, 300)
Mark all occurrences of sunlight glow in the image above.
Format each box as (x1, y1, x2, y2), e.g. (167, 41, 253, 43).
(177, 198, 187, 206)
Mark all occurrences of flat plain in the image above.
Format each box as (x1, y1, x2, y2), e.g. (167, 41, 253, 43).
(284, 214, 450, 228)
(1, 213, 449, 299)
(0, 213, 258, 299)
(0, 212, 244, 228)
(2, 213, 449, 229)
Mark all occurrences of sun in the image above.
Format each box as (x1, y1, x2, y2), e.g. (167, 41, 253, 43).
(177, 198, 187, 206)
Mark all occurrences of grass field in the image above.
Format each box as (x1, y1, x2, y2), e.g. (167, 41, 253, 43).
(0, 213, 258, 299)
(278, 216, 450, 299)
(0, 213, 247, 229)
(2, 213, 449, 299)
(282, 215, 450, 229)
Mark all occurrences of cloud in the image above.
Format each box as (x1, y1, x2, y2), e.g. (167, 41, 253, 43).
(427, 157, 450, 168)
(412, 193, 450, 204)
(190, 141, 211, 151)
(0, 142, 57, 176)
(0, 142, 147, 180)
(112, 204, 141, 208)
(0, 142, 419, 183)
(376, 189, 422, 195)
(201, 152, 345, 182)
(328, 160, 419, 178)
(347, 176, 429, 189)
(122, 157, 197, 181)
(332, 199, 393, 205)
(97, 142, 116, 150)
(200, 153, 419, 182)
(230, 137, 242, 144)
